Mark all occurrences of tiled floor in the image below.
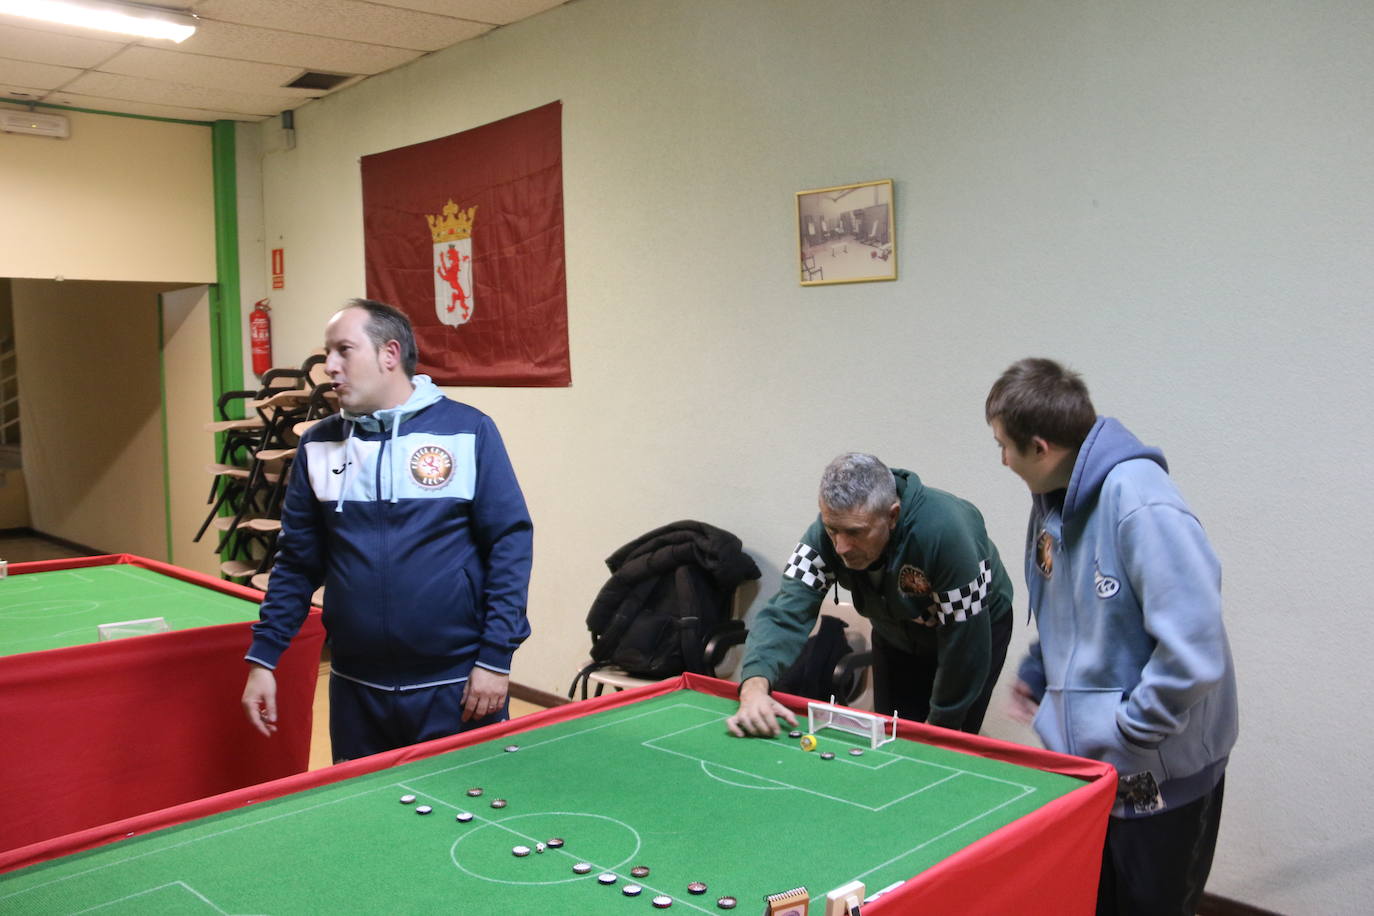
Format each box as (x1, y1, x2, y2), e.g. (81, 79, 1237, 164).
(0, 534, 89, 563)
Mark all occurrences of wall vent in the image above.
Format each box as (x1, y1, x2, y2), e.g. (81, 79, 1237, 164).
(0, 109, 69, 138)
(284, 72, 351, 91)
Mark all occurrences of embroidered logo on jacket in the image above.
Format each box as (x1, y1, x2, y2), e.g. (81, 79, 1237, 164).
(1035, 530, 1055, 578)
(1094, 569, 1121, 599)
(783, 543, 833, 592)
(409, 445, 455, 489)
(897, 564, 931, 597)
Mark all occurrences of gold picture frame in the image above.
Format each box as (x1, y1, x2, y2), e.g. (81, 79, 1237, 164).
(796, 178, 895, 286)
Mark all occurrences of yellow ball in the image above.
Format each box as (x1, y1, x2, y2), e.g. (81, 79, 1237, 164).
(799, 734, 818, 752)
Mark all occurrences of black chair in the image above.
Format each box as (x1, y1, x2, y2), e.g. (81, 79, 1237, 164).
(570, 618, 748, 700)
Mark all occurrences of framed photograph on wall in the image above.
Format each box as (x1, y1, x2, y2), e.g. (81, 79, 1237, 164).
(796, 178, 895, 286)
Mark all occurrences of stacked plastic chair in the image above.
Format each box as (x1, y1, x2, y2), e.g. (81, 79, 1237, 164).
(197, 353, 336, 599)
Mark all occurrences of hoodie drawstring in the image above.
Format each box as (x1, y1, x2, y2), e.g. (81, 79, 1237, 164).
(334, 419, 355, 514)
(389, 417, 402, 504)
(332, 416, 402, 508)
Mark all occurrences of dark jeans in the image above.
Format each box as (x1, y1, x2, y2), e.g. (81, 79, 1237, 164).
(329, 674, 508, 763)
(1097, 776, 1226, 916)
(869, 610, 1012, 734)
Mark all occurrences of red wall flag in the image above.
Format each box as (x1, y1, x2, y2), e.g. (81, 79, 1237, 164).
(361, 101, 570, 386)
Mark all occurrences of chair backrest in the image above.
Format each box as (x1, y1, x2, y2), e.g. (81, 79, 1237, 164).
(817, 602, 873, 709)
(302, 352, 331, 388)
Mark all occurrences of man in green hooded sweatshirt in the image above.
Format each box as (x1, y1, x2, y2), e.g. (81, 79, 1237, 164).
(728, 453, 1013, 738)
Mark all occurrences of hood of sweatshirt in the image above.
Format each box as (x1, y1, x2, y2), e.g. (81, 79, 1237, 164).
(1052, 416, 1168, 522)
(334, 374, 446, 508)
(341, 373, 445, 430)
(863, 468, 925, 568)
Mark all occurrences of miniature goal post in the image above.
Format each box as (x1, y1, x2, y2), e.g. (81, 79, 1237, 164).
(807, 696, 897, 750)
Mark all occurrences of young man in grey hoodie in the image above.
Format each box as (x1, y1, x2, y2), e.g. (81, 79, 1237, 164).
(987, 358, 1238, 916)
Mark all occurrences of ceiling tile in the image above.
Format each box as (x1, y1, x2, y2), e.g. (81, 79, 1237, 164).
(103, 46, 329, 94)
(0, 0, 568, 122)
(164, 18, 423, 75)
(0, 57, 82, 91)
(67, 71, 301, 117)
(195, 0, 491, 51)
(0, 23, 125, 68)
(42, 90, 253, 122)
(0, 83, 49, 104)
(367, 0, 567, 25)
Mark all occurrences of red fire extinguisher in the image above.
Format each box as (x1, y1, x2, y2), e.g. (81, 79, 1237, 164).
(249, 298, 272, 377)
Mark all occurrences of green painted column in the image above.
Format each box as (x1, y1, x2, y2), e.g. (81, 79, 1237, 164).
(210, 120, 244, 404)
(209, 121, 245, 564)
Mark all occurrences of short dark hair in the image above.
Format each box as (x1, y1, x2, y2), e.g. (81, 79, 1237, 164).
(347, 299, 417, 377)
(985, 358, 1097, 450)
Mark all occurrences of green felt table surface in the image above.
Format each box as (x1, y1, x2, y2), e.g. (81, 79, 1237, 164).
(0, 691, 1082, 914)
(0, 565, 260, 657)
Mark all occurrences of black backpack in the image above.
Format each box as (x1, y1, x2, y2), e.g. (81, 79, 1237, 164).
(568, 521, 759, 699)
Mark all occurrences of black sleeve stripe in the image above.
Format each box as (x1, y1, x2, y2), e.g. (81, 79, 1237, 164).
(933, 560, 992, 623)
(783, 543, 834, 592)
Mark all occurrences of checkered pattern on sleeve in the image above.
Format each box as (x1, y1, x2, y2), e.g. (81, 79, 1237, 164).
(932, 560, 992, 623)
(783, 543, 834, 592)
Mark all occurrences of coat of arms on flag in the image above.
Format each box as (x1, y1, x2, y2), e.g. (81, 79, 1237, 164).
(428, 200, 476, 327)
(361, 100, 570, 387)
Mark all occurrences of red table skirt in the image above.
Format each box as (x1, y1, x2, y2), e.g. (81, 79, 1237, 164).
(1, 672, 1113, 914)
(0, 554, 323, 856)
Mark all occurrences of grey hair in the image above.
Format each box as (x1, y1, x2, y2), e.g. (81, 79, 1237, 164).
(819, 453, 897, 514)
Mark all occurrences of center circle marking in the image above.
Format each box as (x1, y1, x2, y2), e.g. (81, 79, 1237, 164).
(449, 811, 641, 887)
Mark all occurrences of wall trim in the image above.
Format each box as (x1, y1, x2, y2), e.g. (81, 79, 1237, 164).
(1198, 894, 1283, 916)
(0, 98, 212, 127)
(509, 681, 572, 708)
(0, 527, 105, 557)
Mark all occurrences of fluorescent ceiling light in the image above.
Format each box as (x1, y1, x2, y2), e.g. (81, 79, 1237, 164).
(0, 0, 197, 43)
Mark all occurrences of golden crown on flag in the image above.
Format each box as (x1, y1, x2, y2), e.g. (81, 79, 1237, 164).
(427, 200, 477, 244)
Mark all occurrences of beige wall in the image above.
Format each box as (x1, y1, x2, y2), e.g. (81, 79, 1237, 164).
(0, 469, 29, 529)
(161, 285, 222, 578)
(11, 279, 178, 557)
(0, 280, 25, 528)
(0, 107, 219, 560)
(242, 1, 1374, 911)
(0, 109, 215, 283)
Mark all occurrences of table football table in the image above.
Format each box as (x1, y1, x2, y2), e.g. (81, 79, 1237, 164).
(0, 554, 324, 857)
(0, 674, 1113, 914)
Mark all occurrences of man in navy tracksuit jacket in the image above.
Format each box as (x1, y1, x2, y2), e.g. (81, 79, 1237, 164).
(242, 300, 533, 762)
(987, 358, 1238, 916)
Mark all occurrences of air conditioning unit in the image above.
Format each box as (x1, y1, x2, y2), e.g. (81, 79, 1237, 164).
(0, 109, 70, 138)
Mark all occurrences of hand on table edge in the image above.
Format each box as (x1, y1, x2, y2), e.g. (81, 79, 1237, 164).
(727, 676, 798, 738)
